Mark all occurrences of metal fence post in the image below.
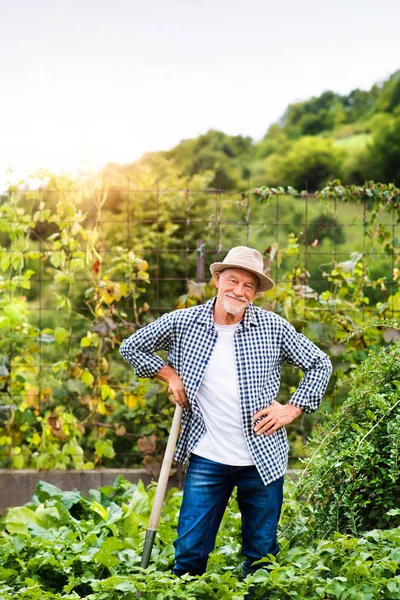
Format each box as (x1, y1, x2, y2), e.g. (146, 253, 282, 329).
(196, 239, 205, 283)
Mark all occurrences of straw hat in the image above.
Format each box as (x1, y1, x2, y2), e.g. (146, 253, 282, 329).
(210, 246, 274, 292)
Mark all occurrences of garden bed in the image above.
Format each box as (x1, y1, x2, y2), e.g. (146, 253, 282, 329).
(1, 477, 399, 599)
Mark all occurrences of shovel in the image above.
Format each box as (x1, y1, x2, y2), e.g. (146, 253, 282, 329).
(140, 403, 183, 569)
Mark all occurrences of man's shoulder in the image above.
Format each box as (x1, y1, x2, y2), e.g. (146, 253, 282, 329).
(252, 305, 286, 327)
(166, 302, 210, 324)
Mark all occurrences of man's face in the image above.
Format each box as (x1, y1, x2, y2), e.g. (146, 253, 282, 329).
(215, 268, 258, 316)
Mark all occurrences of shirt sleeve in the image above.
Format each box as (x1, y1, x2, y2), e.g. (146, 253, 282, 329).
(279, 318, 332, 413)
(119, 312, 174, 378)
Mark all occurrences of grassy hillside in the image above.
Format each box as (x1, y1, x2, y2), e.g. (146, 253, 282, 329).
(333, 133, 371, 150)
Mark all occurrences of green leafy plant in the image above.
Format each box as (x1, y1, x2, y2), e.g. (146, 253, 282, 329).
(292, 342, 400, 538)
(1, 477, 400, 599)
(2, 178, 400, 470)
(0, 181, 154, 470)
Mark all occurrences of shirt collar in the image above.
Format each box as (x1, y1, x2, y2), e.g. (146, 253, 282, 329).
(196, 297, 257, 330)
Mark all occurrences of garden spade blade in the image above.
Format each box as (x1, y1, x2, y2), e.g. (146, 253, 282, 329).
(140, 404, 183, 569)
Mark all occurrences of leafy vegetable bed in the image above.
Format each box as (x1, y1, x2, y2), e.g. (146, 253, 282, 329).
(1, 477, 399, 599)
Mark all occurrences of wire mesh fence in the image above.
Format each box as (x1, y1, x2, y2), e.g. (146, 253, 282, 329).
(0, 182, 399, 468)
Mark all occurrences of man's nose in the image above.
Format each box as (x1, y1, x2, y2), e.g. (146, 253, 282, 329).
(233, 283, 245, 296)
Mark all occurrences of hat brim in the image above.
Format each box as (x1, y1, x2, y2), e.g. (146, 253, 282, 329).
(209, 262, 275, 292)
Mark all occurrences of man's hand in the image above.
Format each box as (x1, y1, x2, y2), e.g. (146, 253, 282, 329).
(156, 365, 191, 410)
(253, 401, 302, 436)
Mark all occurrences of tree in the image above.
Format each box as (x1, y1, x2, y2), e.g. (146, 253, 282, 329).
(365, 114, 400, 183)
(165, 129, 254, 189)
(342, 87, 378, 122)
(281, 91, 343, 138)
(268, 137, 343, 190)
(254, 124, 290, 159)
(373, 70, 400, 113)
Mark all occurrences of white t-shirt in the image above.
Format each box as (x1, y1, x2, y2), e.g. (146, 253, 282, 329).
(192, 321, 254, 465)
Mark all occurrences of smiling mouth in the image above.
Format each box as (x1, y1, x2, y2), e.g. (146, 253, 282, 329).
(226, 295, 245, 303)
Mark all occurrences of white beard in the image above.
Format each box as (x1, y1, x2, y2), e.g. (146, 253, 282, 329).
(221, 295, 248, 316)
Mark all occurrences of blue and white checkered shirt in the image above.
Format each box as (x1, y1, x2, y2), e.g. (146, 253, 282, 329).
(120, 298, 332, 485)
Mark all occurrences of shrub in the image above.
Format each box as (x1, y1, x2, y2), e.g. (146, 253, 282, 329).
(297, 342, 400, 537)
(268, 136, 344, 191)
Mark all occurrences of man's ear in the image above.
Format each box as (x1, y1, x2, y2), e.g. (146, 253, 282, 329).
(214, 271, 221, 289)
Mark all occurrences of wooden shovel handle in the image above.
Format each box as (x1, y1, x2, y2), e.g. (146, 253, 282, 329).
(148, 404, 183, 530)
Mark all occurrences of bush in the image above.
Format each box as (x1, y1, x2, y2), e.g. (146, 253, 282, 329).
(297, 342, 400, 537)
(365, 115, 400, 183)
(268, 136, 343, 190)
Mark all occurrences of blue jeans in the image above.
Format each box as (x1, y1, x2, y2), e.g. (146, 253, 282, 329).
(173, 454, 284, 578)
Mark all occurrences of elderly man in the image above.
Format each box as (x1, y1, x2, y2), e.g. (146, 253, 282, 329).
(120, 246, 332, 581)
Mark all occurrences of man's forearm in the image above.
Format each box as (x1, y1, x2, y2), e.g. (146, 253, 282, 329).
(155, 364, 178, 383)
(286, 404, 302, 419)
(156, 365, 190, 409)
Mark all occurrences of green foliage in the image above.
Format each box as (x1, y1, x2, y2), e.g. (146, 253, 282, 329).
(1, 477, 400, 599)
(249, 70, 400, 187)
(252, 181, 400, 401)
(373, 70, 400, 114)
(365, 115, 400, 183)
(280, 72, 399, 141)
(2, 176, 400, 471)
(337, 146, 371, 186)
(97, 153, 219, 308)
(253, 124, 290, 160)
(294, 343, 400, 538)
(342, 87, 380, 122)
(0, 180, 173, 471)
(266, 137, 344, 191)
(164, 129, 253, 189)
(282, 91, 345, 137)
(304, 213, 346, 246)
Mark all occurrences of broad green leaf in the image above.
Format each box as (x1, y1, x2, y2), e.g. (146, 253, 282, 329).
(128, 480, 150, 515)
(54, 327, 68, 344)
(11, 454, 24, 469)
(0, 567, 18, 582)
(34, 504, 62, 529)
(50, 251, 62, 268)
(90, 500, 109, 521)
(0, 254, 10, 271)
(387, 580, 400, 593)
(4, 305, 24, 325)
(6, 507, 38, 534)
(100, 384, 111, 400)
(81, 370, 94, 387)
(115, 580, 137, 592)
(34, 480, 81, 509)
(34, 480, 64, 500)
(0, 316, 10, 330)
(94, 537, 124, 567)
(95, 439, 115, 459)
(65, 378, 86, 394)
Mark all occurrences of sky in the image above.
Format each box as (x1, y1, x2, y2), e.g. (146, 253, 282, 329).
(1, 0, 399, 187)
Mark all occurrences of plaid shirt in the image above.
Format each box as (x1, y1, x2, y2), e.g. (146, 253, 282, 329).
(120, 298, 332, 485)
